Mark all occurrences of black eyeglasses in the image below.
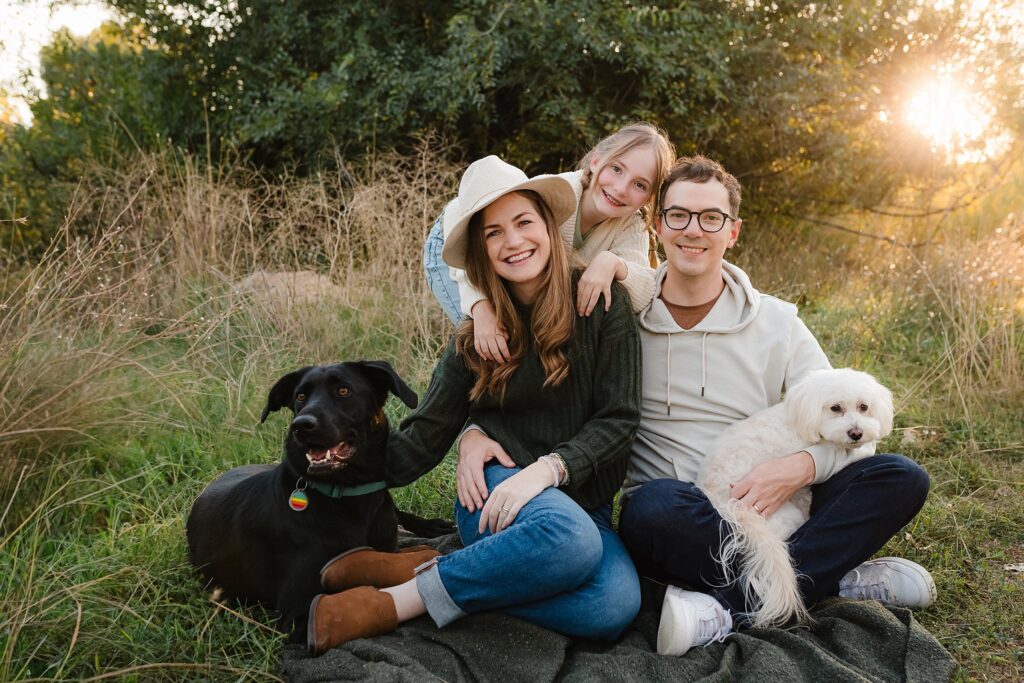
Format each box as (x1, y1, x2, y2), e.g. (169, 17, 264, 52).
(659, 207, 736, 233)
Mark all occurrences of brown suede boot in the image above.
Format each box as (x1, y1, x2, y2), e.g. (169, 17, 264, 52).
(307, 586, 398, 655)
(398, 544, 434, 554)
(320, 546, 440, 593)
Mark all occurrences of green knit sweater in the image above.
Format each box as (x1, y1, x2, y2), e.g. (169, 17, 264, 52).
(385, 281, 641, 510)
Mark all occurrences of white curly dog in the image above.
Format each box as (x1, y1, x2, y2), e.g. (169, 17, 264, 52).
(696, 368, 894, 628)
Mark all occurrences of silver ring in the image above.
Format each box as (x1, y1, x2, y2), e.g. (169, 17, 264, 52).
(500, 506, 511, 513)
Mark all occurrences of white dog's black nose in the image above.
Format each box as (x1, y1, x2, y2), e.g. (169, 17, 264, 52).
(291, 414, 319, 433)
(847, 428, 863, 442)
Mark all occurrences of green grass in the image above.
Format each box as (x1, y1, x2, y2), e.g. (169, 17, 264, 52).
(2, 307, 1019, 681)
(2, 150, 1022, 680)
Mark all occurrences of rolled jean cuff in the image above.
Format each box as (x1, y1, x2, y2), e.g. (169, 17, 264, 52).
(415, 561, 466, 628)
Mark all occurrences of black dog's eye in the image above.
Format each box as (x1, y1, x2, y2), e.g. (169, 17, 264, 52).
(296, 393, 306, 403)
(337, 387, 350, 397)
(859, 403, 869, 412)
(830, 404, 842, 413)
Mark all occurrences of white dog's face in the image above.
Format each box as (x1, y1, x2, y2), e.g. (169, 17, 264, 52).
(785, 369, 894, 448)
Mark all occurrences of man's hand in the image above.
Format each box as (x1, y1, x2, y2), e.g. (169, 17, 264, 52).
(729, 451, 815, 518)
(577, 251, 627, 316)
(471, 300, 511, 363)
(457, 429, 515, 512)
(479, 461, 554, 534)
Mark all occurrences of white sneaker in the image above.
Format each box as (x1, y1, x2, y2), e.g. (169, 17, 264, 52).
(657, 586, 733, 656)
(838, 557, 937, 608)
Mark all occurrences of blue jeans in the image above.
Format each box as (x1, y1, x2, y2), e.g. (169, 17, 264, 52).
(423, 213, 462, 323)
(415, 464, 641, 640)
(619, 454, 929, 625)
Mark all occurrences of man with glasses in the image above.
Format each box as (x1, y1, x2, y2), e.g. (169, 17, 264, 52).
(618, 156, 935, 656)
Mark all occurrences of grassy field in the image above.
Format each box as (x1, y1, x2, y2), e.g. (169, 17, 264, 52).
(1, 149, 1021, 681)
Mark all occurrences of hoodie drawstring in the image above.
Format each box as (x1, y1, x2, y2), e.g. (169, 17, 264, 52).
(665, 331, 710, 410)
(666, 333, 672, 415)
(701, 332, 708, 398)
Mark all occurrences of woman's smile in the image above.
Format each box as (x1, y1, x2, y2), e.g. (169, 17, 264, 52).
(504, 249, 536, 265)
(482, 192, 552, 303)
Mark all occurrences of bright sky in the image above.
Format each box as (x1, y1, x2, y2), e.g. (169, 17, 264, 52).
(1, 0, 114, 123)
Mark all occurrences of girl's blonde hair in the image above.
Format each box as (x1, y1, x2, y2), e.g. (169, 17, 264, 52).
(455, 190, 576, 402)
(577, 122, 675, 265)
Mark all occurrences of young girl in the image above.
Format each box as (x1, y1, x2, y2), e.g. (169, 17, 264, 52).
(424, 122, 674, 363)
(307, 156, 643, 654)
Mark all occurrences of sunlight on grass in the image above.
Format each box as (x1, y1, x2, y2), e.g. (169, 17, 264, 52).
(1, 147, 1022, 680)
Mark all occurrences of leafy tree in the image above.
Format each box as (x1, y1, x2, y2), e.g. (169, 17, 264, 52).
(3, 0, 1022, 250)
(100, 0, 1024, 198)
(0, 22, 197, 249)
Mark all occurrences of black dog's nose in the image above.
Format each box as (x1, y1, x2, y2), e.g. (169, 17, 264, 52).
(291, 414, 318, 433)
(848, 428, 863, 442)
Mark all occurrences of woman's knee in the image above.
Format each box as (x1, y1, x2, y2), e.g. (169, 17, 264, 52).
(504, 495, 603, 586)
(591, 577, 642, 640)
(585, 547, 642, 640)
(539, 504, 604, 582)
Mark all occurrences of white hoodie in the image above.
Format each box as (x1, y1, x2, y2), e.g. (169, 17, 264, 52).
(623, 260, 872, 496)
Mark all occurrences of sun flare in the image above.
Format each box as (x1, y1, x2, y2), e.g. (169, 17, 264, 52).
(905, 77, 988, 148)
(901, 74, 1011, 164)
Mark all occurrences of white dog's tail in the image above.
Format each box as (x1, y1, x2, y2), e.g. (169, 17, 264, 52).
(718, 499, 811, 628)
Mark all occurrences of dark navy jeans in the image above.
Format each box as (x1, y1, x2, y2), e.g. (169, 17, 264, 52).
(619, 454, 929, 623)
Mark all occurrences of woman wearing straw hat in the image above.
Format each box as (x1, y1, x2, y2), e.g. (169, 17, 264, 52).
(307, 156, 643, 654)
(424, 122, 674, 335)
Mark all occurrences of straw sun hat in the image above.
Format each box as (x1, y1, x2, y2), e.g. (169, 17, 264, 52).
(440, 155, 577, 270)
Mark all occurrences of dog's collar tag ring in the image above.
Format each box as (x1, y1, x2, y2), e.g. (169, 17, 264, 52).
(289, 479, 310, 512)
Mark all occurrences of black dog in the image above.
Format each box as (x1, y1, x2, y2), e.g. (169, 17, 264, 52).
(186, 361, 451, 640)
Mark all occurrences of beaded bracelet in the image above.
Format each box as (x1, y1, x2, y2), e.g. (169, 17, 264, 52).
(538, 453, 569, 487)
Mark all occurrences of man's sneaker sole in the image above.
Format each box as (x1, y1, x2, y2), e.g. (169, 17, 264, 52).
(657, 586, 732, 656)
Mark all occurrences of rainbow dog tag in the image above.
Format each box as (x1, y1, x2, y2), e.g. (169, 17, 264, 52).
(289, 480, 309, 511)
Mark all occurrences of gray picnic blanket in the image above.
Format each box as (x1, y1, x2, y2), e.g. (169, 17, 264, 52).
(279, 533, 955, 682)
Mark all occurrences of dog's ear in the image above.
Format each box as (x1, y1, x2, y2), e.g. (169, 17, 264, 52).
(350, 361, 419, 409)
(260, 366, 314, 423)
(871, 377, 895, 438)
(784, 370, 829, 443)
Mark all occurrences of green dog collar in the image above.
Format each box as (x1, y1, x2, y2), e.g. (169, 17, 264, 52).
(305, 479, 388, 498)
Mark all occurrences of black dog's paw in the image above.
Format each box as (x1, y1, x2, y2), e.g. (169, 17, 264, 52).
(396, 510, 456, 538)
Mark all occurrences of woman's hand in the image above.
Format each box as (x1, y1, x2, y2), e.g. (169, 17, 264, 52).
(577, 251, 627, 316)
(472, 300, 511, 363)
(729, 451, 815, 518)
(478, 461, 555, 535)
(457, 429, 515, 512)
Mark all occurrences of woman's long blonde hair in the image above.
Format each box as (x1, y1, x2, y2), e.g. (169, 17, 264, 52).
(455, 190, 576, 402)
(577, 122, 675, 266)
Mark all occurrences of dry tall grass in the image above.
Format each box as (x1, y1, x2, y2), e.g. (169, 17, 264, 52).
(736, 181, 1024, 415)
(4, 143, 1022, 491)
(0, 141, 461, 489)
(1, 145, 1022, 680)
